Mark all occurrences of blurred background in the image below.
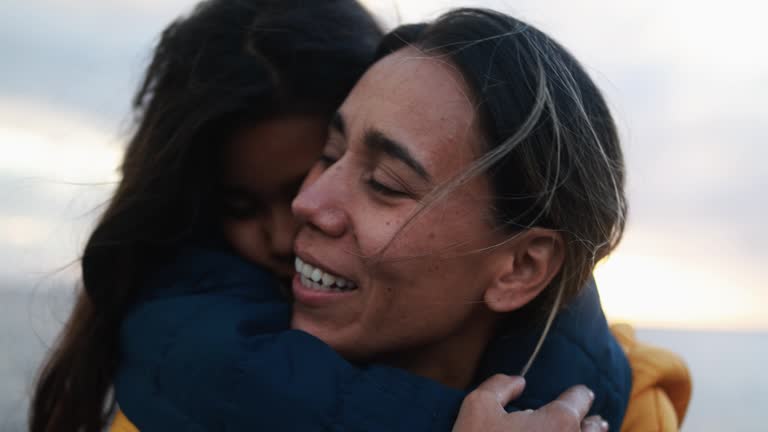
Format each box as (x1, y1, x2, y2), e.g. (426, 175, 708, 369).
(1, 0, 766, 430)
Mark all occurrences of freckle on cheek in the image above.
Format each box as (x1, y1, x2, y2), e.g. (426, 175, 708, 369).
(428, 232, 435, 239)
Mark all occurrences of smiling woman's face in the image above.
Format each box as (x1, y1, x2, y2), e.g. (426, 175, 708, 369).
(290, 48, 507, 367)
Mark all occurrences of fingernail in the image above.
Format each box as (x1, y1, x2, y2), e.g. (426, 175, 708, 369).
(601, 420, 609, 431)
(588, 389, 595, 401)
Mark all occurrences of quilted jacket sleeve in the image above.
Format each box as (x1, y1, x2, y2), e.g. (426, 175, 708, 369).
(114, 248, 464, 432)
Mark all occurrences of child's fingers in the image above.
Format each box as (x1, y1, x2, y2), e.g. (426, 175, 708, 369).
(552, 384, 595, 419)
(471, 374, 526, 406)
(582, 415, 609, 432)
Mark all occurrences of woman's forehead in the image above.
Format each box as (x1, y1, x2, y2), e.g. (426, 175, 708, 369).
(354, 48, 474, 113)
(340, 48, 483, 173)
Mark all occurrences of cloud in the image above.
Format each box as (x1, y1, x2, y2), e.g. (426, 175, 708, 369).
(366, 0, 768, 329)
(0, 0, 765, 327)
(0, 99, 117, 285)
(0, 0, 196, 286)
(0, 0, 201, 129)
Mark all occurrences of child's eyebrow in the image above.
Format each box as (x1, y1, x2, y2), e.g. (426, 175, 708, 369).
(279, 175, 307, 195)
(219, 172, 305, 198)
(218, 185, 251, 196)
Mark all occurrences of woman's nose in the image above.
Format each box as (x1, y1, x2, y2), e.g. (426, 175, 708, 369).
(291, 165, 349, 238)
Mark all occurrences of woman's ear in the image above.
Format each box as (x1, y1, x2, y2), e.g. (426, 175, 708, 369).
(483, 228, 565, 313)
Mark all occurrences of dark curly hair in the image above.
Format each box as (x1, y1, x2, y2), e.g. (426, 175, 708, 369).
(30, 1, 382, 430)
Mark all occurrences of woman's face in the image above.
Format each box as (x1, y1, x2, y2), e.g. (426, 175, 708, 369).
(220, 115, 328, 279)
(291, 49, 505, 361)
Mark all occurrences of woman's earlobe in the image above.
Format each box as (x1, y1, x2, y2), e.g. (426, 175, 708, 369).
(483, 229, 564, 313)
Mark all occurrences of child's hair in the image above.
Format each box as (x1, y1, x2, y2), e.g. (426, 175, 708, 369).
(376, 8, 627, 370)
(30, 1, 382, 430)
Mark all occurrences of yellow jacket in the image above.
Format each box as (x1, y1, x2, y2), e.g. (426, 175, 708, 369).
(613, 324, 692, 432)
(112, 325, 692, 432)
(111, 411, 138, 432)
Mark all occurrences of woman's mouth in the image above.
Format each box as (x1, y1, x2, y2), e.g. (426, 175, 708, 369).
(294, 257, 358, 292)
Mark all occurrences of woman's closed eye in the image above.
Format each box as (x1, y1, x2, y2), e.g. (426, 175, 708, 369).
(318, 153, 409, 198)
(366, 176, 407, 197)
(365, 165, 416, 199)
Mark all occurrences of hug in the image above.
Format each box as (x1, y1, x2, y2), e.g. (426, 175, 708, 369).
(31, 1, 690, 431)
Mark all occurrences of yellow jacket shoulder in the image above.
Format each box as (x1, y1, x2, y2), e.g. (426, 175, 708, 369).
(612, 324, 692, 432)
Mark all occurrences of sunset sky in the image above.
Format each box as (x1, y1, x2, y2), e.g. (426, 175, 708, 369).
(1, 0, 765, 330)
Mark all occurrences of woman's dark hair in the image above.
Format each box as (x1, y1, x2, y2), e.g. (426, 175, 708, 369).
(30, 1, 382, 430)
(377, 9, 627, 367)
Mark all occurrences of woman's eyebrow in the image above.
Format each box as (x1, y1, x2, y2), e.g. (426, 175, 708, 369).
(363, 128, 431, 182)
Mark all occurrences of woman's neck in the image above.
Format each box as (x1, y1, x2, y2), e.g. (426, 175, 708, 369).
(378, 311, 497, 390)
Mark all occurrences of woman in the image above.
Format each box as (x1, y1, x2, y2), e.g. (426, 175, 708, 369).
(290, 4, 631, 421)
(114, 5, 628, 432)
(31, 2, 611, 431)
(290, 6, 628, 386)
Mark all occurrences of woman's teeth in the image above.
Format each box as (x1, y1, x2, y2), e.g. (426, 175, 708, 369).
(295, 257, 357, 292)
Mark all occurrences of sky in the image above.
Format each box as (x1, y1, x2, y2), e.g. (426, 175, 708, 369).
(0, 0, 766, 330)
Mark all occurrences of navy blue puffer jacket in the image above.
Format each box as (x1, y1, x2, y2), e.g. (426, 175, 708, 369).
(115, 247, 630, 431)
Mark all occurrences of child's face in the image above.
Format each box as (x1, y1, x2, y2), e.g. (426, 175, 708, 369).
(219, 115, 328, 279)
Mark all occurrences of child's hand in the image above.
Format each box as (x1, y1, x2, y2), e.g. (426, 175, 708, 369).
(452, 374, 609, 432)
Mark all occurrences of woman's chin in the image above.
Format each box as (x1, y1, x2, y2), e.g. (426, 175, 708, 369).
(290, 310, 364, 360)
(290, 275, 383, 360)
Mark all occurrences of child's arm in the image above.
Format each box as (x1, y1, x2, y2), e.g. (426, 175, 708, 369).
(115, 247, 629, 431)
(115, 247, 464, 431)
